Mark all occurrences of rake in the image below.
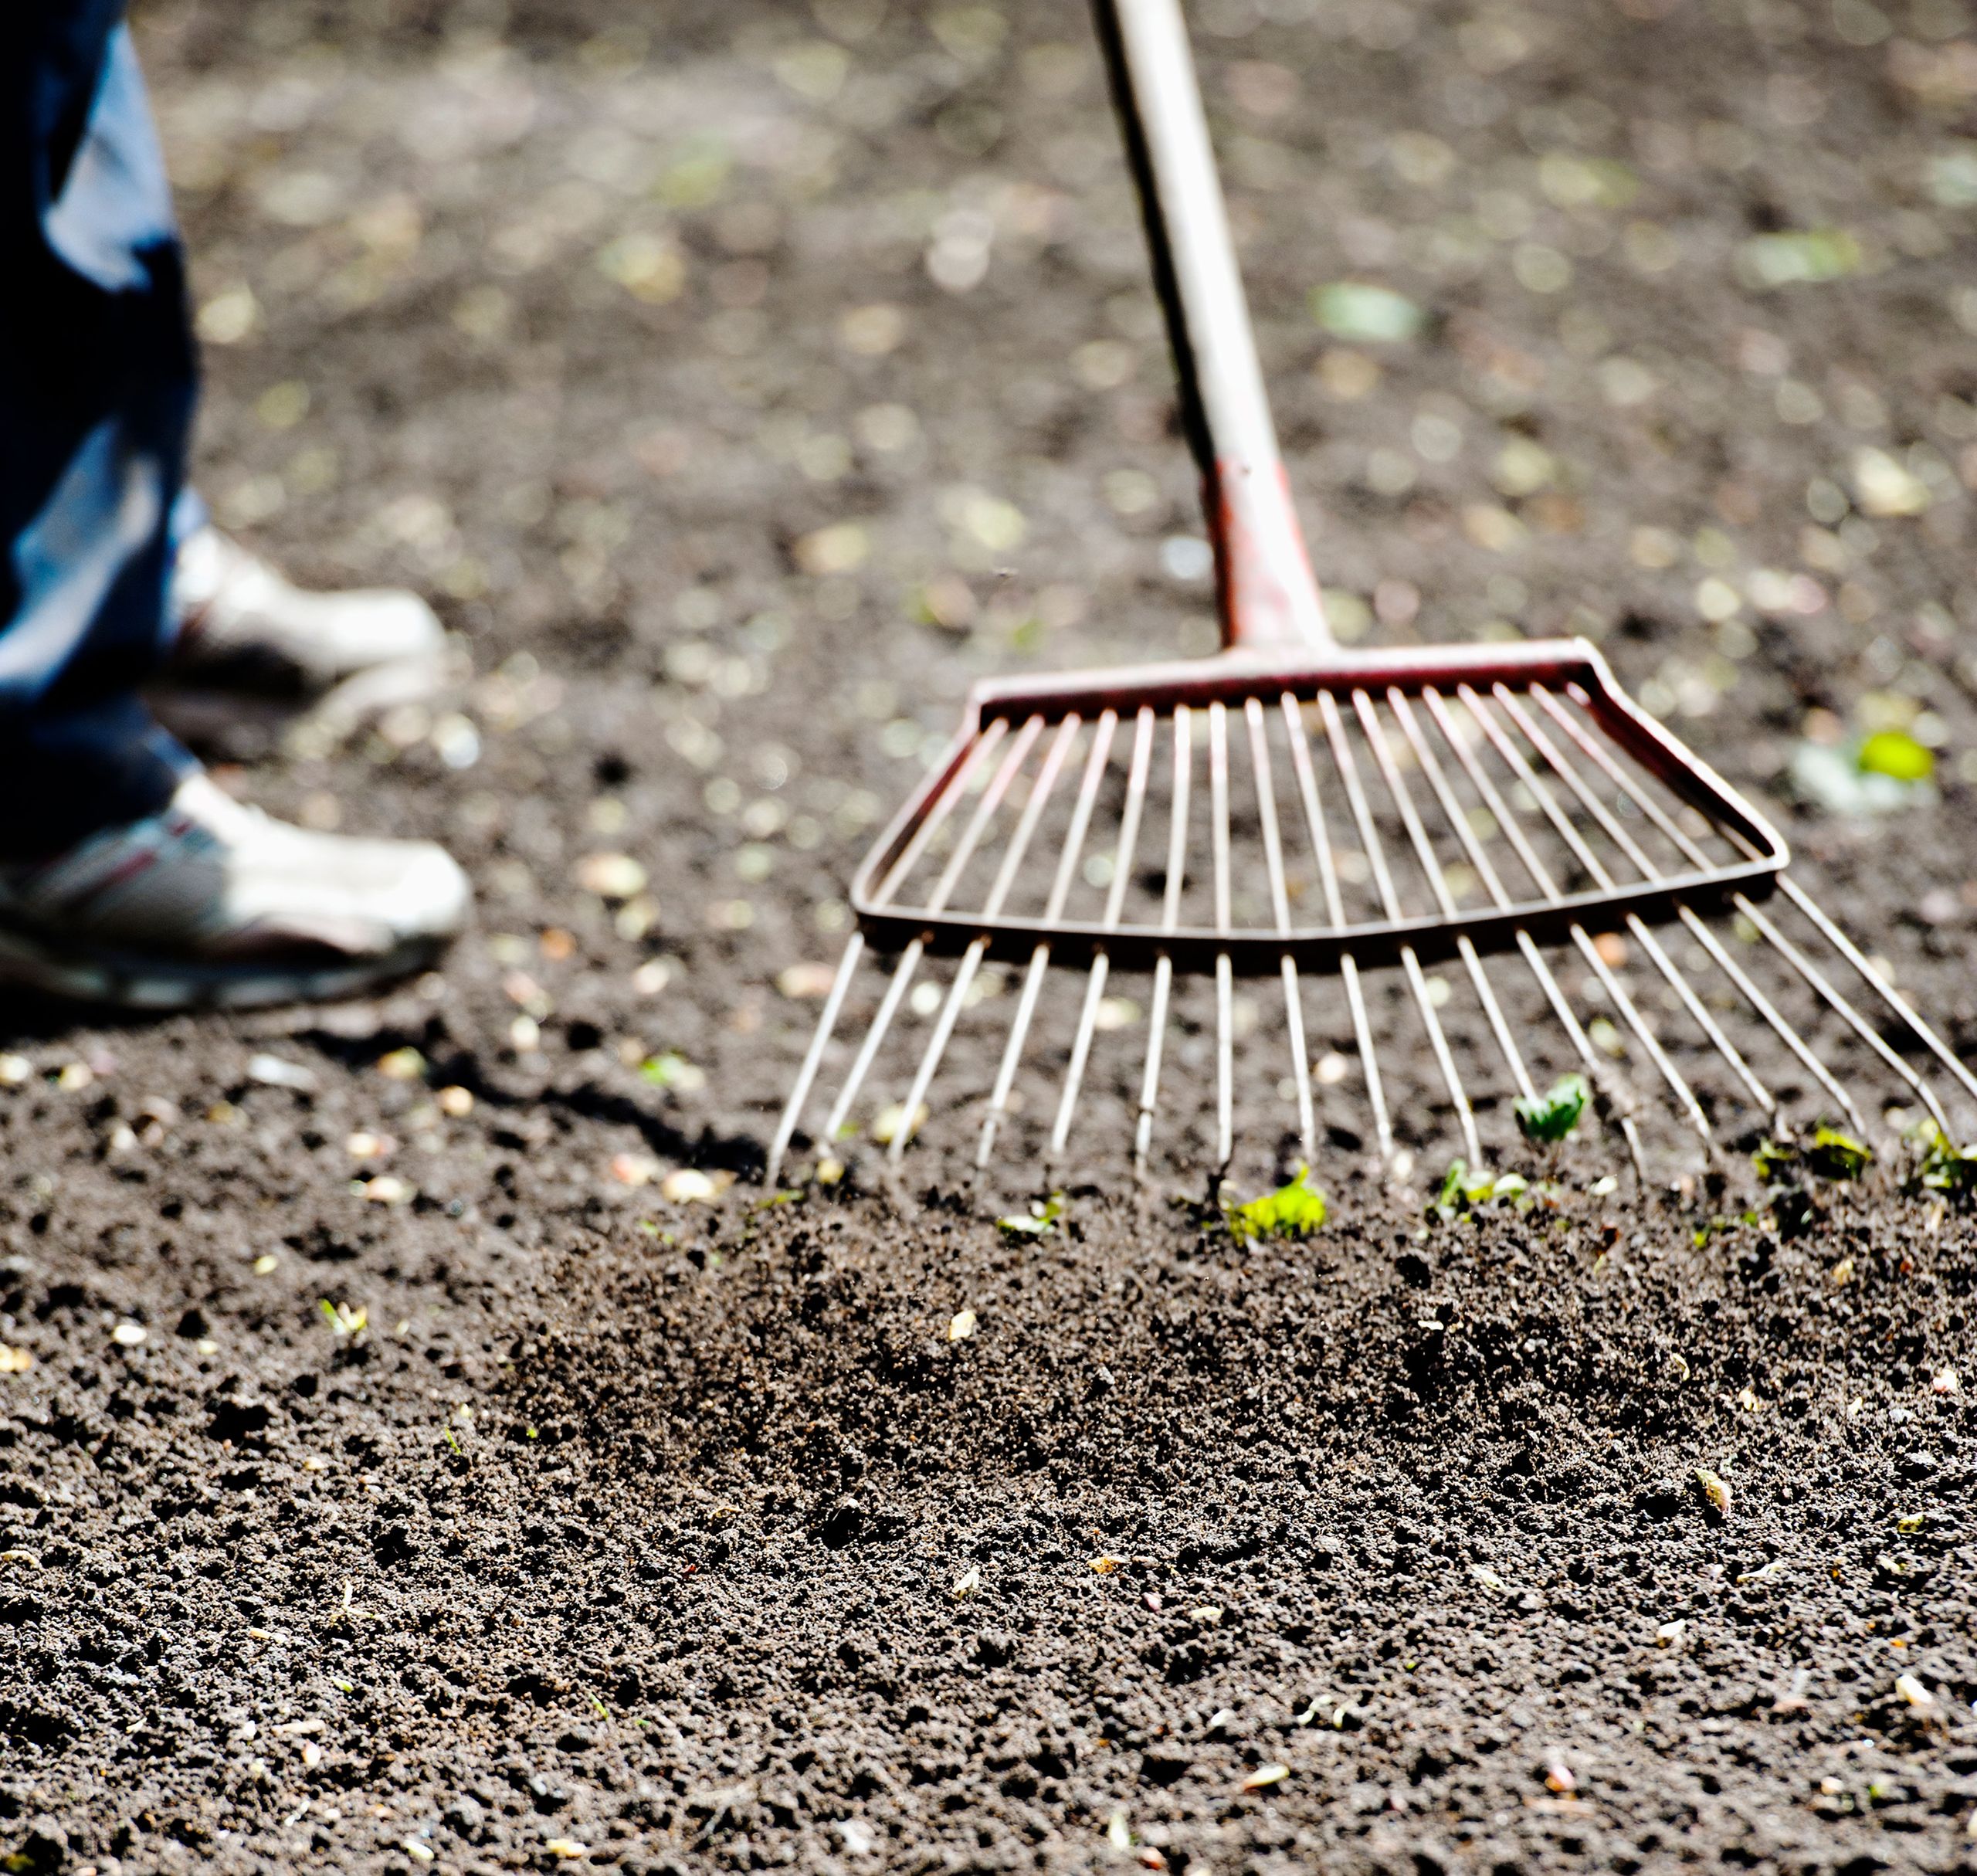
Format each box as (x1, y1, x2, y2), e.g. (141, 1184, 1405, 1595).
(765, 0, 1977, 1189)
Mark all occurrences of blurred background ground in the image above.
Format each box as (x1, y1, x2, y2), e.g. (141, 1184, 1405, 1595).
(2, 0, 1976, 1868)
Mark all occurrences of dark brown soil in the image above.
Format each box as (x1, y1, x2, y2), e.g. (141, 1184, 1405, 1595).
(6, 0, 1977, 1868)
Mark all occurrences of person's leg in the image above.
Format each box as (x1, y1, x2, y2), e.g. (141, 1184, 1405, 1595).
(0, 8, 471, 1006)
(0, 8, 197, 859)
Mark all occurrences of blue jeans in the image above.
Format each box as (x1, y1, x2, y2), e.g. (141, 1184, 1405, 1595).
(2, 4, 198, 860)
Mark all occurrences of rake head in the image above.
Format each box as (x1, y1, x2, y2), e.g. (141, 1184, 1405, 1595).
(761, 0, 1977, 1190)
(765, 639, 1977, 1189)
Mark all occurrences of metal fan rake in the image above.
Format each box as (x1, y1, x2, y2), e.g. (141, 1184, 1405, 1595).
(761, 0, 1977, 1188)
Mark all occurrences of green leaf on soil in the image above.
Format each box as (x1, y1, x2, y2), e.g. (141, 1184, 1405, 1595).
(1224, 1165, 1328, 1242)
(1514, 1071, 1589, 1143)
(640, 1051, 706, 1091)
(1856, 729, 1933, 782)
(1309, 281, 1423, 343)
(1738, 227, 1860, 287)
(998, 1194, 1065, 1238)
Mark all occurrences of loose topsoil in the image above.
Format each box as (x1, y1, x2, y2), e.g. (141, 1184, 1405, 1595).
(6, 0, 1977, 1869)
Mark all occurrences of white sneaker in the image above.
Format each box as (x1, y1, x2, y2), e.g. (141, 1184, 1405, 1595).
(0, 773, 470, 1009)
(169, 527, 446, 695)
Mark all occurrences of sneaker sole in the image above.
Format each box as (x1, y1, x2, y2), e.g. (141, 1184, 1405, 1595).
(0, 920, 449, 1012)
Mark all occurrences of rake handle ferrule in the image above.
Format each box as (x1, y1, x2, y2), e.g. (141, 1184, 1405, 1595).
(1095, 0, 1333, 653)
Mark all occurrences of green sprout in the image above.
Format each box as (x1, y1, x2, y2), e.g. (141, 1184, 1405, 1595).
(1755, 1127, 1871, 1183)
(318, 1298, 368, 1338)
(1514, 1072, 1589, 1144)
(1805, 1126, 1870, 1180)
(1429, 1160, 1533, 1222)
(998, 1194, 1066, 1238)
(1910, 1122, 1977, 1198)
(1224, 1166, 1328, 1243)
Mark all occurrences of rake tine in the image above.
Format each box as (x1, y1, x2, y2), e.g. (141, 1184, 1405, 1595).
(1457, 686, 1713, 1144)
(1776, 875, 1977, 1118)
(765, 934, 863, 1188)
(1406, 687, 1646, 1177)
(1245, 697, 1315, 1162)
(1355, 690, 1534, 1104)
(957, 711, 1114, 1162)
(1733, 888, 1955, 1138)
(824, 714, 1044, 1143)
(1136, 707, 1193, 1176)
(1051, 706, 1156, 1160)
(889, 714, 1086, 1165)
(1319, 690, 1482, 1169)
(768, 720, 1011, 1183)
(1526, 685, 1863, 1128)
(1280, 693, 1392, 1164)
(982, 949, 1050, 1169)
(1209, 701, 1236, 1170)
(972, 709, 1119, 1168)
(1491, 688, 1773, 1118)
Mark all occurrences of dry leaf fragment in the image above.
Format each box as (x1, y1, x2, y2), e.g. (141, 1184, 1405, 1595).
(871, 1100, 927, 1146)
(776, 961, 837, 999)
(948, 1308, 978, 1342)
(1090, 1554, 1122, 1575)
(246, 1052, 317, 1091)
(610, 1152, 658, 1188)
(1241, 1763, 1290, 1792)
(576, 852, 648, 900)
(375, 1046, 426, 1080)
(1, 1550, 41, 1568)
(1695, 1467, 1732, 1518)
(661, 1168, 735, 1203)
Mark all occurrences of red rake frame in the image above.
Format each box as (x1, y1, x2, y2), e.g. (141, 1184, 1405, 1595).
(848, 641, 1789, 978)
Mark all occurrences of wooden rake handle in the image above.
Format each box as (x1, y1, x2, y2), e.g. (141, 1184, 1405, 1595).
(1093, 0, 1335, 653)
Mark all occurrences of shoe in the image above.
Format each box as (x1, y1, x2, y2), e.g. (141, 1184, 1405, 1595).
(0, 773, 470, 1009)
(168, 526, 446, 697)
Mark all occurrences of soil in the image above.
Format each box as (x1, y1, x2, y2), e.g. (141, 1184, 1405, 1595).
(6, 0, 1977, 1869)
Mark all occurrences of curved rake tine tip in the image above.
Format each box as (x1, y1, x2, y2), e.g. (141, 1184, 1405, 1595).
(766, 934, 866, 1187)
